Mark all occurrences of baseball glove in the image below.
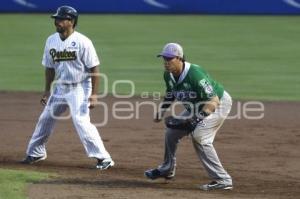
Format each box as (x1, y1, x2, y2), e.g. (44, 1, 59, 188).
(164, 116, 202, 132)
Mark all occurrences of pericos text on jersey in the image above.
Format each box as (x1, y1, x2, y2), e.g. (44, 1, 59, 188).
(50, 48, 77, 62)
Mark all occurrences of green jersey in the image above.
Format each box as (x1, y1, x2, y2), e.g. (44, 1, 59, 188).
(164, 62, 224, 112)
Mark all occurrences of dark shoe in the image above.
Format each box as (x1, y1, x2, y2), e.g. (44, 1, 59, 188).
(20, 155, 47, 164)
(198, 181, 233, 191)
(144, 168, 175, 180)
(96, 158, 115, 170)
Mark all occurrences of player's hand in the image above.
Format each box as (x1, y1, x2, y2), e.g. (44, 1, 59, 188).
(89, 94, 98, 109)
(40, 92, 50, 106)
(154, 111, 163, 123)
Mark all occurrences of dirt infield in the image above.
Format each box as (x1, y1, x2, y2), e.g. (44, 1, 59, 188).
(0, 91, 299, 199)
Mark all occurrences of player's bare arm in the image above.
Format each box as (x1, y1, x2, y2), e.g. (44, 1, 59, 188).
(41, 68, 55, 106)
(89, 66, 99, 109)
(201, 95, 220, 115)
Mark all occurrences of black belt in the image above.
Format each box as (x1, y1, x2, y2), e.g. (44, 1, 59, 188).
(61, 82, 81, 86)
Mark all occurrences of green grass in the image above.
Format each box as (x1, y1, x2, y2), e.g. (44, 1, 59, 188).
(0, 169, 48, 199)
(0, 14, 299, 100)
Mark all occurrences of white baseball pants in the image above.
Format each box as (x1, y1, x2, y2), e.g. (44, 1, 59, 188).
(26, 81, 111, 160)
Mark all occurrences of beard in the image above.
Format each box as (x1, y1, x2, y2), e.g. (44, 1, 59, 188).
(56, 26, 65, 33)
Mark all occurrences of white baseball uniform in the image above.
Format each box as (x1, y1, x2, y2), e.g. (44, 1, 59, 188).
(25, 31, 112, 160)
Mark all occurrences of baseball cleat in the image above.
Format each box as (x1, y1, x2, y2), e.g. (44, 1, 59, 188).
(198, 181, 233, 191)
(96, 158, 115, 170)
(164, 166, 176, 180)
(144, 168, 175, 180)
(20, 155, 47, 164)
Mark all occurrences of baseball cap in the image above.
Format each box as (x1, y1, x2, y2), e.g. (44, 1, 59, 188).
(157, 43, 184, 58)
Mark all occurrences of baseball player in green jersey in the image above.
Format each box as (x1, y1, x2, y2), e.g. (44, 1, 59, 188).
(144, 43, 233, 191)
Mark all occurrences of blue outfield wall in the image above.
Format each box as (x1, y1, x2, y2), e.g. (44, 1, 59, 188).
(1, 0, 300, 14)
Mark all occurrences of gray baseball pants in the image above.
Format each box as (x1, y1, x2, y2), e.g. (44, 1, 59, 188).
(158, 91, 232, 185)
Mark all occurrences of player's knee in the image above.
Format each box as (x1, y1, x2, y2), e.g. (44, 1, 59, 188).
(165, 128, 173, 136)
(165, 128, 178, 140)
(38, 111, 53, 123)
(81, 134, 94, 143)
(72, 115, 85, 125)
(192, 134, 212, 146)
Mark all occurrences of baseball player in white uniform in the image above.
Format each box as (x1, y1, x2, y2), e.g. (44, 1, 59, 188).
(21, 6, 114, 170)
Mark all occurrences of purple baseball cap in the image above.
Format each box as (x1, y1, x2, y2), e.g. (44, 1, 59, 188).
(157, 43, 184, 58)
